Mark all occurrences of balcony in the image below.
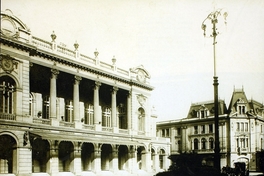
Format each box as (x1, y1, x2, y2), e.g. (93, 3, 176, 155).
(0, 113, 16, 121)
(33, 118, 50, 125)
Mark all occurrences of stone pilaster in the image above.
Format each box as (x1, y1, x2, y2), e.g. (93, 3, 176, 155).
(72, 142, 82, 176)
(17, 132, 32, 176)
(127, 145, 137, 174)
(111, 145, 119, 173)
(92, 143, 101, 174)
(153, 151, 160, 173)
(127, 91, 132, 133)
(47, 140, 59, 176)
(142, 150, 151, 172)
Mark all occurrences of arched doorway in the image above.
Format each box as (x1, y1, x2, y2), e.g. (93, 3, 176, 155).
(81, 142, 94, 171)
(58, 141, 74, 172)
(137, 146, 145, 170)
(0, 134, 17, 173)
(118, 145, 128, 170)
(32, 138, 50, 173)
(159, 149, 165, 170)
(101, 144, 112, 171)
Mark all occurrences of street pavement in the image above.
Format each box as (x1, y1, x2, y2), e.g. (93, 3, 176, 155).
(249, 171, 264, 176)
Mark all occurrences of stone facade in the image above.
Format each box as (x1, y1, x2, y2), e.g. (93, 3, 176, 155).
(157, 88, 264, 172)
(0, 9, 170, 176)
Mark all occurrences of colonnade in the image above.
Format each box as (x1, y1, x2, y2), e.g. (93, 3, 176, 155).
(48, 68, 132, 131)
(0, 133, 168, 175)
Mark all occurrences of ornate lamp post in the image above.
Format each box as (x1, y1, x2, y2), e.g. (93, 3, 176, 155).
(201, 9, 227, 171)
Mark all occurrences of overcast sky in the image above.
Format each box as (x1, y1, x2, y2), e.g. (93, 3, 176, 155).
(1, 0, 264, 121)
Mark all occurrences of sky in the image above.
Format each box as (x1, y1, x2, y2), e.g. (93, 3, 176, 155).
(1, 0, 264, 122)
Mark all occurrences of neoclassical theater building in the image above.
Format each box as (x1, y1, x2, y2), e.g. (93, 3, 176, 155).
(0, 10, 170, 176)
(157, 88, 264, 172)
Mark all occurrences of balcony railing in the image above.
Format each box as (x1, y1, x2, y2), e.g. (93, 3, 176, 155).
(0, 113, 16, 121)
(59, 121, 74, 128)
(33, 118, 50, 125)
(102, 127, 113, 132)
(119, 129, 128, 134)
(82, 124, 95, 130)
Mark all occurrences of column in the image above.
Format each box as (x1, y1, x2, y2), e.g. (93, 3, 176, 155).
(142, 150, 151, 172)
(73, 76, 82, 128)
(110, 145, 119, 173)
(50, 69, 59, 119)
(92, 144, 101, 174)
(153, 152, 160, 173)
(71, 142, 82, 176)
(47, 140, 59, 176)
(127, 146, 137, 174)
(127, 91, 132, 134)
(163, 154, 170, 171)
(17, 132, 32, 176)
(94, 81, 101, 130)
(111, 87, 118, 132)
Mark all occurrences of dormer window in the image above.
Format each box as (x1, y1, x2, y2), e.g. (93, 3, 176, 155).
(238, 105, 245, 114)
(236, 98, 246, 115)
(197, 105, 209, 118)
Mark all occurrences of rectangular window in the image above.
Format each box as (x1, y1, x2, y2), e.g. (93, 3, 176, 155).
(237, 122, 240, 131)
(201, 125, 205, 133)
(166, 129, 170, 137)
(194, 126, 198, 134)
(162, 129, 165, 137)
(102, 107, 111, 127)
(245, 123, 248, 131)
(241, 122, 244, 131)
(201, 110, 205, 118)
(177, 128, 181, 135)
(209, 124, 213, 133)
(85, 104, 94, 125)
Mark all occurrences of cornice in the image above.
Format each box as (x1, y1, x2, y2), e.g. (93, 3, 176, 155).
(1, 36, 154, 91)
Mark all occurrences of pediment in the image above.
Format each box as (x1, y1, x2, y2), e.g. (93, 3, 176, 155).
(1, 9, 30, 37)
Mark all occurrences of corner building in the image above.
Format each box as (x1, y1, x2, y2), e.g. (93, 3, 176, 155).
(0, 10, 170, 176)
(157, 88, 264, 172)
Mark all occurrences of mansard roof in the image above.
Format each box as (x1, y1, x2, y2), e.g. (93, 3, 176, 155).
(187, 99, 227, 119)
(228, 88, 249, 113)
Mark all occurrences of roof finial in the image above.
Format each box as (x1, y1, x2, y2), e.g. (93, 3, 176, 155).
(74, 41, 79, 51)
(51, 31, 56, 42)
(94, 48, 99, 58)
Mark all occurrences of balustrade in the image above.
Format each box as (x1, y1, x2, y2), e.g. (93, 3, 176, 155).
(0, 113, 16, 120)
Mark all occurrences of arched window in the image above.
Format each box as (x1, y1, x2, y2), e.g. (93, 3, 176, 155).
(138, 108, 145, 131)
(0, 76, 15, 115)
(201, 138, 207, 149)
(194, 138, 199, 150)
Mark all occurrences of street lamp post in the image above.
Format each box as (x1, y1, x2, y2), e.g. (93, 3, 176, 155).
(202, 9, 227, 171)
